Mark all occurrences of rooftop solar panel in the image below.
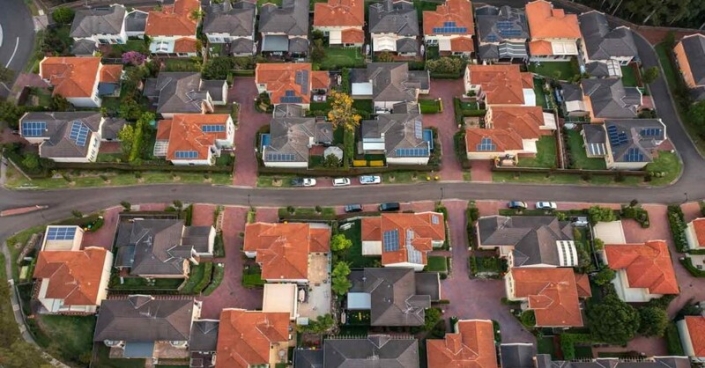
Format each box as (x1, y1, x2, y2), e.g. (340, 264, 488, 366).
(22, 121, 47, 137)
(46, 226, 78, 241)
(383, 230, 400, 252)
(201, 125, 226, 133)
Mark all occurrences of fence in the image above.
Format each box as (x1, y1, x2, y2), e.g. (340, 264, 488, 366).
(492, 165, 649, 178)
(259, 164, 440, 177)
(53, 161, 234, 173)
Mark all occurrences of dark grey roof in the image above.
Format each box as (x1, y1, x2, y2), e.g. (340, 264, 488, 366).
(94, 296, 195, 342)
(361, 103, 428, 157)
(359, 63, 429, 102)
(20, 111, 103, 159)
(414, 272, 441, 301)
(536, 356, 690, 368)
(294, 349, 324, 368)
(478, 44, 499, 60)
(358, 268, 431, 326)
(264, 117, 333, 163)
(71, 39, 98, 56)
(477, 216, 574, 267)
(123, 341, 155, 358)
(369, 0, 419, 36)
(230, 38, 254, 55)
(396, 38, 417, 54)
(692, 86, 705, 101)
(579, 11, 637, 61)
(70, 4, 126, 38)
(500, 343, 536, 368)
(560, 82, 583, 102)
(273, 104, 304, 118)
(182, 226, 213, 254)
(125, 10, 148, 33)
(476, 5, 529, 43)
(144, 72, 225, 115)
(261, 35, 289, 52)
(189, 320, 219, 352)
(583, 124, 606, 145)
(605, 119, 666, 164)
(259, 0, 309, 37)
(585, 61, 611, 77)
(203, 1, 255, 36)
(101, 117, 127, 140)
(289, 37, 310, 54)
(200, 80, 226, 102)
(679, 34, 705, 87)
(581, 78, 641, 119)
(323, 336, 419, 368)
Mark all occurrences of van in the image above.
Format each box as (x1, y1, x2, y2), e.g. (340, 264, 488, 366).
(378, 202, 401, 212)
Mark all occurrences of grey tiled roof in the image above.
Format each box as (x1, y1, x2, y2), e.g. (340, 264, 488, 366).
(582, 123, 606, 145)
(579, 11, 637, 61)
(476, 5, 529, 43)
(182, 226, 212, 254)
(692, 85, 705, 101)
(200, 80, 226, 102)
(189, 320, 219, 352)
(100, 117, 127, 140)
(203, 1, 255, 36)
(264, 117, 333, 163)
(144, 72, 225, 115)
(71, 39, 98, 56)
(605, 119, 666, 164)
(478, 44, 499, 60)
(360, 62, 429, 102)
(584, 61, 610, 77)
(289, 37, 310, 54)
(21, 111, 103, 159)
(70, 4, 126, 38)
(125, 10, 148, 33)
(559, 82, 583, 102)
(396, 38, 417, 53)
(273, 103, 304, 118)
(369, 0, 418, 36)
(361, 103, 428, 158)
(323, 336, 419, 368)
(500, 343, 536, 368)
(259, 0, 309, 37)
(536, 355, 690, 368)
(230, 38, 254, 55)
(581, 78, 641, 119)
(680, 34, 705, 87)
(294, 349, 324, 368)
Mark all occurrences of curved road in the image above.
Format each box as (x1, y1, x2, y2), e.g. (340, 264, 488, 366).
(0, 0, 34, 96)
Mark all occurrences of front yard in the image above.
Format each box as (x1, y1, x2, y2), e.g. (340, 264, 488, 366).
(319, 47, 365, 69)
(31, 315, 96, 366)
(468, 256, 506, 279)
(529, 60, 580, 81)
(565, 129, 607, 170)
(516, 136, 557, 168)
(620, 66, 639, 87)
(427, 256, 449, 273)
(242, 264, 266, 288)
(645, 151, 682, 186)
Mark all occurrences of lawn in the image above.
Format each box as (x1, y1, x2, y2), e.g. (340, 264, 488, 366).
(516, 136, 557, 168)
(382, 171, 430, 183)
(203, 263, 225, 295)
(338, 219, 380, 268)
(319, 47, 365, 69)
(243, 264, 266, 288)
(469, 256, 505, 277)
(565, 129, 607, 170)
(534, 78, 548, 109)
(529, 60, 579, 81)
(574, 345, 594, 359)
(537, 336, 556, 358)
(163, 58, 200, 72)
(110, 275, 184, 291)
(34, 315, 96, 366)
(620, 66, 639, 87)
(419, 98, 442, 114)
(646, 151, 682, 186)
(655, 44, 679, 90)
(427, 256, 448, 273)
(180, 263, 213, 294)
(493, 171, 642, 185)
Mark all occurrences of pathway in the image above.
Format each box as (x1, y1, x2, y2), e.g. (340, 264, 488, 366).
(423, 80, 467, 181)
(229, 77, 270, 187)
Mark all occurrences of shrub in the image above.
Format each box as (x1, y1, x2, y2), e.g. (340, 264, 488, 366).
(52, 7, 75, 25)
(667, 205, 688, 252)
(369, 160, 385, 167)
(352, 159, 368, 167)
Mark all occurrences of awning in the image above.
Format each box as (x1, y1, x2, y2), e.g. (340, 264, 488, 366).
(374, 37, 396, 52)
(329, 30, 342, 44)
(123, 342, 155, 358)
(587, 143, 606, 156)
(498, 42, 528, 59)
(262, 35, 289, 52)
(347, 292, 371, 309)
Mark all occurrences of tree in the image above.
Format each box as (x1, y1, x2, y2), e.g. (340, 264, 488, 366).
(331, 261, 352, 295)
(327, 90, 361, 168)
(0, 101, 24, 129)
(173, 200, 184, 210)
(638, 307, 669, 337)
(688, 100, 705, 133)
(52, 7, 75, 25)
(594, 238, 605, 250)
(22, 153, 39, 169)
(642, 66, 660, 84)
(588, 205, 617, 224)
(426, 57, 464, 75)
(0, 341, 52, 368)
(588, 294, 640, 345)
(593, 266, 616, 286)
(122, 51, 146, 66)
(323, 153, 341, 168)
(71, 209, 83, 218)
(0, 66, 14, 84)
(377, 52, 395, 62)
(50, 95, 71, 111)
(629, 199, 639, 208)
(331, 234, 352, 253)
(117, 124, 135, 159)
(311, 39, 326, 64)
(190, 9, 204, 21)
(424, 307, 443, 331)
(201, 57, 234, 80)
(121, 201, 131, 211)
(118, 97, 143, 121)
(577, 246, 592, 269)
(298, 313, 335, 333)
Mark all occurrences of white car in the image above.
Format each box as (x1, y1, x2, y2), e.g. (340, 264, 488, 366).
(359, 175, 381, 185)
(332, 178, 351, 187)
(536, 201, 557, 210)
(291, 178, 317, 187)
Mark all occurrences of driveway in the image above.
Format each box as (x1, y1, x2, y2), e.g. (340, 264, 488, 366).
(80, 206, 121, 250)
(423, 79, 467, 181)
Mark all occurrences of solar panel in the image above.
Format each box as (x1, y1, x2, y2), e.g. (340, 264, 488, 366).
(280, 96, 303, 103)
(295, 71, 309, 95)
(174, 150, 198, 159)
(265, 153, 296, 162)
(640, 128, 661, 137)
(69, 121, 90, 147)
(201, 125, 226, 133)
(407, 245, 423, 264)
(476, 137, 496, 151)
(432, 26, 468, 34)
(486, 35, 498, 42)
(432, 215, 440, 225)
(624, 147, 645, 162)
(395, 147, 429, 157)
(383, 230, 399, 252)
(46, 226, 77, 241)
(22, 121, 47, 137)
(414, 120, 422, 140)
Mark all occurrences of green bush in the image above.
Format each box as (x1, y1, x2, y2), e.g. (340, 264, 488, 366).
(520, 310, 536, 328)
(560, 334, 593, 361)
(180, 263, 213, 294)
(667, 205, 688, 252)
(665, 322, 686, 355)
(213, 232, 225, 258)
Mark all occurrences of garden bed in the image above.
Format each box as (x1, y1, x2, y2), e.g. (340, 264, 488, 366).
(469, 256, 506, 278)
(242, 264, 266, 288)
(427, 256, 449, 273)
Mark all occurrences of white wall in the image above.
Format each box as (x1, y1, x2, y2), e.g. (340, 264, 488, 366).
(263, 161, 308, 168)
(67, 96, 101, 108)
(384, 262, 424, 272)
(686, 222, 700, 250)
(387, 156, 429, 165)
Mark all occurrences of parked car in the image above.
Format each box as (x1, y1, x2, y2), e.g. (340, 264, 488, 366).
(571, 216, 589, 227)
(379, 202, 401, 212)
(344, 204, 363, 213)
(536, 201, 557, 210)
(291, 178, 317, 187)
(333, 178, 351, 187)
(507, 201, 528, 210)
(359, 175, 381, 185)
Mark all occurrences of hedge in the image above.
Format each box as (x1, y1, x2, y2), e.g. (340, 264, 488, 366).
(180, 263, 214, 294)
(259, 164, 439, 176)
(680, 257, 705, 277)
(213, 231, 225, 258)
(621, 205, 650, 228)
(665, 322, 686, 355)
(431, 72, 463, 79)
(667, 205, 688, 252)
(559, 333, 594, 361)
(453, 130, 472, 169)
(53, 161, 234, 173)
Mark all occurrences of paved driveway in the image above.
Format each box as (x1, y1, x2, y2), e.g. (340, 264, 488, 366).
(81, 206, 121, 250)
(424, 79, 467, 181)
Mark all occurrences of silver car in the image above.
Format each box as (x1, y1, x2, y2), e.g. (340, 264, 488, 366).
(359, 175, 381, 185)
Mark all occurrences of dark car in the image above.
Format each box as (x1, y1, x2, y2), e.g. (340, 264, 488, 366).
(344, 204, 363, 213)
(290, 178, 316, 187)
(378, 202, 401, 212)
(507, 201, 528, 210)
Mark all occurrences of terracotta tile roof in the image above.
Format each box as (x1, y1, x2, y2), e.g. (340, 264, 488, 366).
(33, 247, 109, 306)
(216, 309, 290, 368)
(574, 273, 592, 298)
(450, 37, 475, 52)
(174, 37, 199, 53)
(362, 217, 382, 241)
(158, 114, 231, 161)
(313, 0, 364, 27)
(691, 218, 705, 247)
(465, 128, 523, 153)
(342, 28, 365, 44)
(311, 71, 330, 91)
(467, 64, 532, 105)
(685, 316, 705, 357)
(145, 0, 200, 36)
(521, 73, 534, 89)
(363, 212, 445, 266)
(674, 40, 697, 88)
(528, 40, 555, 56)
(487, 106, 546, 139)
(510, 268, 584, 327)
(99, 64, 123, 83)
(604, 240, 680, 295)
(244, 222, 331, 280)
(525, 0, 581, 39)
(255, 63, 313, 104)
(426, 320, 498, 368)
(423, 0, 474, 36)
(40, 57, 101, 98)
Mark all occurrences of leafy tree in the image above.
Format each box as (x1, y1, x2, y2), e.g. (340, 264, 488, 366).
(71, 209, 83, 218)
(327, 90, 361, 168)
(331, 261, 352, 295)
(122, 51, 146, 66)
(50, 95, 71, 111)
(201, 57, 234, 80)
(117, 124, 135, 159)
(323, 153, 341, 168)
(52, 7, 75, 25)
(593, 267, 616, 286)
(638, 307, 669, 337)
(298, 313, 335, 333)
(21, 153, 39, 169)
(311, 39, 326, 64)
(42, 25, 74, 55)
(377, 52, 394, 62)
(594, 238, 605, 250)
(173, 200, 184, 210)
(577, 246, 592, 269)
(0, 101, 24, 128)
(190, 9, 204, 21)
(331, 234, 352, 253)
(118, 97, 143, 121)
(0, 341, 52, 368)
(424, 307, 443, 331)
(520, 310, 536, 327)
(588, 206, 617, 224)
(426, 57, 464, 75)
(0, 66, 14, 84)
(121, 201, 131, 211)
(642, 66, 660, 84)
(688, 100, 705, 133)
(588, 294, 640, 345)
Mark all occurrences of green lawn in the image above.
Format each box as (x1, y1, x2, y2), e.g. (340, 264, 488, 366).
(93, 344, 145, 368)
(620, 66, 639, 87)
(243, 264, 266, 288)
(163, 58, 200, 72)
(655, 44, 679, 90)
(319, 47, 365, 69)
(258, 0, 282, 6)
(339, 219, 380, 268)
(574, 345, 594, 359)
(427, 256, 448, 273)
(566, 129, 607, 170)
(534, 78, 547, 108)
(180, 263, 213, 294)
(529, 61, 579, 81)
(517, 136, 557, 168)
(35, 315, 96, 366)
(493, 171, 642, 185)
(419, 98, 442, 114)
(537, 336, 556, 358)
(110, 275, 183, 291)
(256, 175, 295, 188)
(382, 171, 431, 183)
(203, 263, 225, 295)
(646, 151, 682, 186)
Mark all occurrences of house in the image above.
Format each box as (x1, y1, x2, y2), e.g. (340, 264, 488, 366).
(70, 4, 127, 56)
(188, 320, 219, 368)
(534, 355, 691, 368)
(261, 110, 333, 168)
(559, 82, 589, 117)
(125, 10, 148, 38)
(256, 63, 330, 108)
(20, 112, 112, 162)
(678, 315, 705, 362)
(216, 309, 291, 368)
(259, 0, 310, 57)
(465, 105, 555, 160)
(33, 246, 112, 314)
(583, 119, 666, 170)
(40, 226, 83, 251)
(369, 0, 419, 56)
(475, 5, 530, 62)
(686, 218, 705, 250)
(426, 319, 498, 368)
(323, 336, 419, 367)
(153, 114, 234, 165)
(476, 216, 578, 268)
(578, 11, 638, 78)
(101, 117, 128, 141)
(143, 72, 228, 118)
(423, 0, 475, 57)
(505, 267, 590, 328)
(114, 218, 216, 278)
(464, 64, 535, 106)
(361, 103, 432, 165)
(262, 284, 299, 319)
(674, 34, 705, 101)
(202, 1, 256, 56)
(94, 296, 201, 360)
(144, 0, 201, 57)
(39, 57, 123, 108)
(525, 0, 581, 62)
(361, 212, 446, 270)
(580, 78, 642, 121)
(243, 222, 330, 283)
(347, 268, 441, 326)
(350, 63, 430, 110)
(500, 343, 537, 368)
(602, 240, 679, 302)
(313, 0, 365, 47)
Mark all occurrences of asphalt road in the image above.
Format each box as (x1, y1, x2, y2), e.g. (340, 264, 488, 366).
(0, 0, 34, 98)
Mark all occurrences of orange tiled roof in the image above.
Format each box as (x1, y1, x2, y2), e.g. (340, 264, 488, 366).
(363, 212, 445, 266)
(255, 63, 313, 104)
(342, 28, 365, 44)
(521, 73, 535, 89)
(216, 309, 290, 368)
(692, 218, 705, 247)
(311, 71, 331, 91)
(511, 268, 584, 327)
(426, 320, 498, 368)
(574, 273, 592, 298)
(465, 128, 524, 153)
(174, 37, 199, 53)
(313, 0, 364, 27)
(488, 106, 545, 140)
(244, 222, 331, 280)
(525, 0, 581, 39)
(450, 37, 475, 52)
(99, 64, 123, 83)
(145, 0, 200, 36)
(40, 57, 101, 98)
(33, 247, 109, 306)
(159, 114, 231, 161)
(423, 0, 474, 36)
(685, 316, 705, 357)
(467, 64, 532, 105)
(675, 40, 697, 88)
(528, 40, 555, 56)
(604, 240, 680, 295)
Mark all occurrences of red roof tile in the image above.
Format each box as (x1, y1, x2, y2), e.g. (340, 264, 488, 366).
(313, 0, 364, 27)
(158, 114, 232, 161)
(33, 247, 109, 306)
(311, 71, 331, 91)
(426, 320, 498, 368)
(174, 37, 199, 53)
(450, 37, 475, 52)
(255, 63, 313, 104)
(423, 0, 474, 36)
(216, 309, 290, 368)
(467, 64, 532, 105)
(685, 316, 705, 357)
(40, 57, 101, 98)
(526, 0, 581, 39)
(465, 128, 524, 153)
(363, 212, 445, 266)
(604, 240, 680, 295)
(510, 268, 584, 327)
(99, 64, 123, 83)
(145, 0, 200, 36)
(341, 28, 365, 44)
(692, 218, 705, 247)
(487, 106, 546, 140)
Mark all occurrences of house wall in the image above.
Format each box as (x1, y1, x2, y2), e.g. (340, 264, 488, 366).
(149, 35, 198, 57)
(677, 320, 699, 358)
(374, 100, 404, 110)
(206, 32, 235, 43)
(686, 222, 701, 250)
(96, 251, 114, 307)
(387, 156, 430, 165)
(315, 26, 363, 45)
(244, 251, 257, 258)
(171, 157, 214, 166)
(504, 272, 518, 300)
(67, 95, 101, 108)
(608, 161, 648, 170)
(467, 149, 524, 160)
(125, 11, 147, 38)
(263, 161, 308, 168)
(264, 278, 308, 284)
(384, 261, 424, 272)
(611, 270, 662, 302)
(371, 33, 400, 52)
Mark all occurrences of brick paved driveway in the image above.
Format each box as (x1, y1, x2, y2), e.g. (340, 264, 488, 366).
(81, 206, 121, 250)
(424, 80, 467, 181)
(190, 203, 216, 227)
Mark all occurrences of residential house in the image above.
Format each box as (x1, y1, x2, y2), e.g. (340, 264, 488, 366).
(202, 1, 256, 56)
(145, 0, 201, 57)
(100, 117, 128, 142)
(262, 283, 299, 320)
(39, 57, 123, 108)
(476, 215, 578, 268)
(678, 315, 705, 362)
(686, 218, 705, 250)
(20, 112, 111, 162)
(255, 63, 330, 108)
(188, 320, 219, 368)
(500, 343, 537, 368)
(40, 226, 83, 251)
(94, 296, 201, 360)
(153, 114, 234, 165)
(578, 11, 638, 78)
(534, 355, 691, 368)
(361, 102, 432, 165)
(125, 9, 148, 38)
(582, 119, 666, 170)
(558, 82, 589, 117)
(463, 64, 535, 106)
(525, 0, 581, 62)
(326, 336, 420, 367)
(259, 0, 310, 57)
(293, 349, 325, 368)
(505, 267, 591, 328)
(580, 78, 642, 121)
(216, 309, 291, 368)
(33, 246, 112, 314)
(114, 218, 216, 278)
(143, 72, 228, 118)
(347, 268, 441, 326)
(475, 5, 530, 62)
(426, 319, 498, 368)
(69, 4, 127, 56)
(261, 107, 333, 168)
(602, 240, 679, 302)
(313, 0, 365, 47)
(243, 222, 330, 283)
(350, 62, 430, 110)
(361, 212, 446, 270)
(369, 0, 419, 56)
(674, 34, 705, 101)
(423, 0, 475, 57)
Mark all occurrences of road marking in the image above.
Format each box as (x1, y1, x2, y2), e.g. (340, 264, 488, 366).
(5, 37, 19, 68)
(0, 24, 3, 48)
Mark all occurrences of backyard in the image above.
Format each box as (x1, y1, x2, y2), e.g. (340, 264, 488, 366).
(242, 264, 266, 288)
(645, 151, 682, 186)
(565, 129, 607, 170)
(427, 256, 449, 273)
(533, 78, 548, 109)
(32, 315, 97, 366)
(516, 136, 557, 168)
(529, 60, 579, 81)
(319, 47, 365, 69)
(338, 219, 380, 268)
(620, 66, 639, 87)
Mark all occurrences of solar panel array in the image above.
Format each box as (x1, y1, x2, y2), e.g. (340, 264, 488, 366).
(485, 35, 499, 42)
(476, 137, 496, 151)
(607, 125, 629, 146)
(432, 21, 468, 34)
(496, 20, 522, 37)
(295, 71, 310, 94)
(201, 125, 226, 133)
(395, 147, 429, 157)
(383, 230, 400, 252)
(281, 89, 303, 104)
(175, 150, 198, 159)
(407, 245, 423, 264)
(46, 226, 77, 241)
(624, 147, 645, 162)
(22, 121, 46, 137)
(266, 153, 296, 161)
(69, 121, 90, 147)
(432, 215, 440, 225)
(414, 120, 422, 140)
(640, 128, 661, 137)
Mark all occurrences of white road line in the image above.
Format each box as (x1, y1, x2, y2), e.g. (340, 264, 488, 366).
(5, 37, 19, 68)
(0, 25, 3, 48)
